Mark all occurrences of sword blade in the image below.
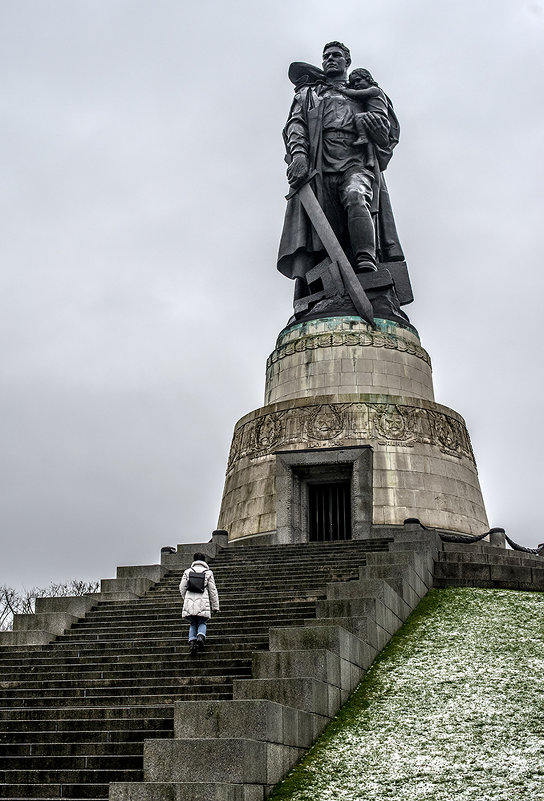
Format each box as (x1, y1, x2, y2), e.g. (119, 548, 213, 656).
(296, 182, 375, 327)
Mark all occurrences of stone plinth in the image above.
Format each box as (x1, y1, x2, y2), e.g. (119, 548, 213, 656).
(265, 317, 434, 405)
(218, 317, 489, 543)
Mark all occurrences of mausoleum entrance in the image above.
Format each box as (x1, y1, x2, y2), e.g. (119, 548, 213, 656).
(308, 480, 352, 541)
(274, 447, 373, 544)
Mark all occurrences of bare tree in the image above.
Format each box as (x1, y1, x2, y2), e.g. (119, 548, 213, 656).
(0, 580, 99, 632)
(0, 586, 21, 631)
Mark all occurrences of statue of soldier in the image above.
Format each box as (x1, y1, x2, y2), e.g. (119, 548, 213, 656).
(277, 41, 410, 323)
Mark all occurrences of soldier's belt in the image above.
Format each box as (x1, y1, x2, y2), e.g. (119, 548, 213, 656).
(323, 131, 356, 140)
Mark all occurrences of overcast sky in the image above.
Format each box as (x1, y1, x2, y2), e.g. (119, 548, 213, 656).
(1, 0, 543, 592)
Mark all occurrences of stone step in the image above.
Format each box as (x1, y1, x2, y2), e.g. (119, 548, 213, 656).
(0, 752, 141, 769)
(0, 649, 257, 670)
(0, 661, 253, 682)
(77, 598, 321, 616)
(0, 718, 172, 734)
(177, 554, 359, 567)
(0, 704, 174, 720)
(0, 783, 110, 799)
(167, 566, 362, 579)
(110, 780, 266, 801)
(68, 609, 316, 631)
(0, 673, 246, 696)
(0, 770, 135, 796)
(208, 536, 393, 562)
(206, 551, 368, 568)
(0, 690, 231, 708)
(170, 549, 372, 568)
(0, 641, 268, 663)
(0, 680, 234, 701)
(146, 579, 355, 594)
(64, 610, 316, 628)
(1, 634, 270, 655)
(52, 627, 280, 643)
(169, 554, 373, 568)
(0, 728, 169, 744)
(50, 630, 282, 646)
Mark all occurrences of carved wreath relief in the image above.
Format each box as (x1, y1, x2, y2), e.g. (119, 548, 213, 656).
(226, 401, 475, 473)
(266, 329, 431, 374)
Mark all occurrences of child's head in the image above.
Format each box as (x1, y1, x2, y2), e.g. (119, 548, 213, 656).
(349, 68, 376, 89)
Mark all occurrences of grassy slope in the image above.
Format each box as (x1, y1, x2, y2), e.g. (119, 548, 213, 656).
(269, 588, 544, 801)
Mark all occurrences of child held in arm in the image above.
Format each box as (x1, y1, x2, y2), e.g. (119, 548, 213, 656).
(340, 68, 390, 168)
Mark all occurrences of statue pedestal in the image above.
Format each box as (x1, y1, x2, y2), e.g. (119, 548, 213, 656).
(218, 316, 488, 543)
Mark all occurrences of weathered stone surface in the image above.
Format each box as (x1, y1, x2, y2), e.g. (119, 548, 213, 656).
(358, 563, 426, 604)
(173, 700, 316, 749)
(315, 596, 401, 636)
(34, 594, 97, 616)
(531, 568, 544, 589)
(326, 578, 410, 620)
(161, 541, 221, 567)
(100, 577, 154, 595)
(365, 550, 433, 587)
(12, 612, 78, 634)
(0, 629, 56, 646)
(306, 614, 389, 651)
(232, 677, 337, 718)
(252, 649, 344, 690)
(116, 564, 165, 581)
(265, 318, 433, 404)
(434, 552, 540, 590)
(110, 783, 265, 801)
(268, 624, 377, 670)
(143, 738, 302, 786)
(489, 563, 533, 584)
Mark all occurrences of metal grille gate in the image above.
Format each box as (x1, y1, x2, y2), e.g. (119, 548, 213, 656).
(308, 481, 352, 541)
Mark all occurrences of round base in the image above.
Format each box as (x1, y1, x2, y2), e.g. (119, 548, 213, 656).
(265, 317, 434, 406)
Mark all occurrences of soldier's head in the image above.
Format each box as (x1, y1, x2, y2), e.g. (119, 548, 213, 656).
(322, 41, 351, 77)
(349, 68, 377, 90)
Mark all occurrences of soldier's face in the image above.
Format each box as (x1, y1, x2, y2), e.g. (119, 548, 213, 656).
(322, 47, 348, 77)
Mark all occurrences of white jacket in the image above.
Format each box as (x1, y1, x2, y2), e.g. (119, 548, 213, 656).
(179, 560, 220, 619)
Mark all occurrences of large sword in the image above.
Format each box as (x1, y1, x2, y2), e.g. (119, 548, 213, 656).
(287, 173, 375, 328)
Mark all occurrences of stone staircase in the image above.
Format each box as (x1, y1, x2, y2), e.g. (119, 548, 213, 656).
(110, 533, 434, 800)
(3, 528, 538, 801)
(0, 537, 394, 801)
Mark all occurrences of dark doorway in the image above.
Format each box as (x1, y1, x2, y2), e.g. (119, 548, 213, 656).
(308, 481, 352, 542)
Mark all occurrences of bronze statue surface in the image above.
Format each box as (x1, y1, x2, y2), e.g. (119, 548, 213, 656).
(278, 41, 413, 327)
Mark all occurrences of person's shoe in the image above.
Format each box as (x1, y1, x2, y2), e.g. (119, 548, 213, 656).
(189, 641, 198, 657)
(196, 634, 205, 651)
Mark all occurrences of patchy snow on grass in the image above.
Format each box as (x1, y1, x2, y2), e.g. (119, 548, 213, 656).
(271, 588, 544, 801)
